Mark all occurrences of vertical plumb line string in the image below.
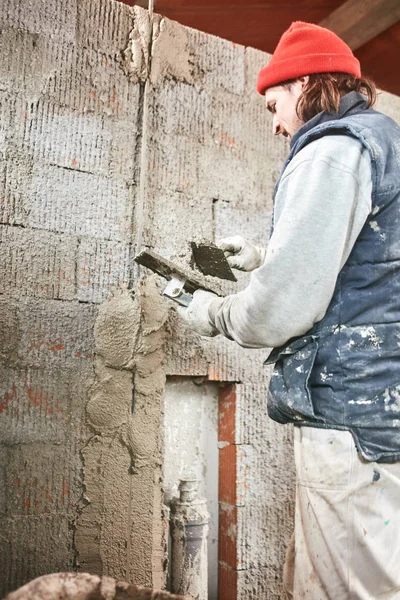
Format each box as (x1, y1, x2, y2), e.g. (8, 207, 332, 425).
(133, 0, 154, 276)
(127, 0, 155, 581)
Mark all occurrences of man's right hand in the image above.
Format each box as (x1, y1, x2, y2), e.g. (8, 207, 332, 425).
(218, 235, 266, 272)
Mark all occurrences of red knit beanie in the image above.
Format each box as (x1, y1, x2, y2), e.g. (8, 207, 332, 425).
(257, 21, 361, 95)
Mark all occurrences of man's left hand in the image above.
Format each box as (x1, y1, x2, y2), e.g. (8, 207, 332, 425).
(177, 290, 219, 337)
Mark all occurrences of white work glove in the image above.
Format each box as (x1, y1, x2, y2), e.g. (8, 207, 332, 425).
(219, 235, 266, 272)
(177, 290, 219, 337)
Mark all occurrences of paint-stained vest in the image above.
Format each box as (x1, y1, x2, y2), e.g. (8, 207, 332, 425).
(266, 92, 400, 462)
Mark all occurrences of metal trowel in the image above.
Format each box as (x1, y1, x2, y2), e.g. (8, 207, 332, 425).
(191, 242, 237, 282)
(134, 243, 236, 307)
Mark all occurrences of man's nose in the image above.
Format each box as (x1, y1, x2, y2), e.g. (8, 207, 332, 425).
(273, 116, 281, 136)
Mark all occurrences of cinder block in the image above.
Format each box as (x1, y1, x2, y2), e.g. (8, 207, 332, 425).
(29, 164, 135, 241)
(203, 336, 270, 385)
(18, 297, 97, 369)
(233, 453, 294, 573)
(236, 506, 275, 571)
(46, 43, 141, 119)
(164, 313, 210, 378)
(235, 383, 270, 446)
(199, 145, 271, 207)
(237, 565, 285, 599)
(0, 92, 25, 136)
(186, 27, 246, 96)
(210, 90, 247, 161)
(196, 142, 256, 204)
(198, 135, 280, 203)
(0, 93, 28, 156)
(6, 442, 82, 516)
(0, 0, 77, 43)
(20, 100, 111, 175)
(144, 190, 213, 256)
(0, 150, 33, 227)
(76, 238, 132, 303)
(235, 385, 295, 482)
(148, 135, 274, 213)
(20, 100, 138, 179)
(211, 87, 286, 165)
(146, 133, 202, 197)
(245, 47, 271, 98)
(150, 81, 212, 143)
(236, 506, 294, 595)
(234, 392, 295, 504)
(199, 337, 238, 382)
(0, 225, 76, 300)
(0, 365, 90, 445)
(77, 0, 134, 55)
(0, 515, 74, 598)
(165, 317, 269, 383)
(0, 30, 59, 102)
(0, 29, 141, 120)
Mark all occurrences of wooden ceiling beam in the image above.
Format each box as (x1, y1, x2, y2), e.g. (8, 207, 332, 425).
(319, 0, 400, 50)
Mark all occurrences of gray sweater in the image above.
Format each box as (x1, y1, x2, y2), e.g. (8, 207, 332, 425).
(209, 135, 372, 348)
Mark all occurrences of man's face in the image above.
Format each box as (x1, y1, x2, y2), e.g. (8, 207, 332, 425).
(264, 78, 307, 139)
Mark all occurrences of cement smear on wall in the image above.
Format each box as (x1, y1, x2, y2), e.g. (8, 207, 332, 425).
(76, 279, 168, 586)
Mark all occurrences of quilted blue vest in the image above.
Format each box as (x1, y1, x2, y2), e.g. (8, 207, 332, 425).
(266, 92, 400, 463)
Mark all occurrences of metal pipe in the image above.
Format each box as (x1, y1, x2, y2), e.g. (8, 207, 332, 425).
(170, 479, 209, 600)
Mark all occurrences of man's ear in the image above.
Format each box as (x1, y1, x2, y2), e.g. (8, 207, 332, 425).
(299, 75, 309, 89)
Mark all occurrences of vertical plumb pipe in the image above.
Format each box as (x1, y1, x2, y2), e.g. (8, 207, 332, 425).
(170, 478, 209, 600)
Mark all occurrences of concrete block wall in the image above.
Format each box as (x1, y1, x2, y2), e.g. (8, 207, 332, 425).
(4, 0, 400, 598)
(0, 0, 142, 594)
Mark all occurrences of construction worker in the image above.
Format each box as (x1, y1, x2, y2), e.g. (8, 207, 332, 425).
(177, 21, 400, 600)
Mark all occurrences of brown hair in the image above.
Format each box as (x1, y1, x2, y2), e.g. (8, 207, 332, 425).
(285, 72, 377, 124)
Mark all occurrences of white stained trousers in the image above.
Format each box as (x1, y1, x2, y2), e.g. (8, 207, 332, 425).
(287, 426, 400, 600)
